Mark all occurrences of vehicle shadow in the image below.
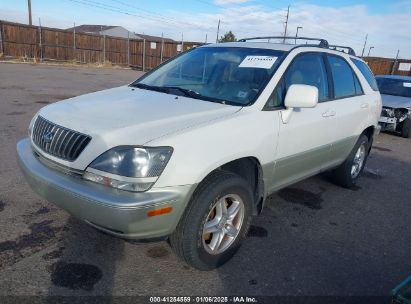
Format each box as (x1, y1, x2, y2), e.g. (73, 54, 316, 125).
(213, 150, 411, 296)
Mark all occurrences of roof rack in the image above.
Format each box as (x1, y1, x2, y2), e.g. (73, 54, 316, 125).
(238, 36, 357, 56)
(328, 45, 356, 56)
(238, 36, 329, 48)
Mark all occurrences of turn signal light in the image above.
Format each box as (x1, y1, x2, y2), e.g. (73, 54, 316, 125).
(147, 206, 173, 217)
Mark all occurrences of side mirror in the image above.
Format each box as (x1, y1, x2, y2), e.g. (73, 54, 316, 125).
(281, 84, 319, 124)
(285, 84, 319, 108)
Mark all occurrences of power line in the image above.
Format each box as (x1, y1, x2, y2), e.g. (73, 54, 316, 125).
(292, 20, 365, 44)
(193, 0, 288, 12)
(109, 0, 211, 31)
(64, 0, 214, 32)
(192, 0, 217, 9)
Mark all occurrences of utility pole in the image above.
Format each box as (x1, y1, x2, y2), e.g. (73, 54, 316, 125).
(73, 22, 76, 62)
(361, 34, 368, 57)
(142, 39, 146, 71)
(367, 46, 374, 57)
(391, 49, 400, 75)
(28, 0, 32, 26)
(160, 32, 164, 63)
(283, 5, 290, 43)
(295, 26, 302, 44)
(38, 18, 42, 61)
(127, 31, 130, 66)
(216, 19, 220, 43)
(205, 33, 208, 44)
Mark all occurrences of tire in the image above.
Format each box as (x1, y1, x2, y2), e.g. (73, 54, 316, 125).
(169, 171, 253, 270)
(401, 118, 411, 138)
(331, 134, 369, 188)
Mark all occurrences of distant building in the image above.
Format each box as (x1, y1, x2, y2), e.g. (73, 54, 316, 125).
(67, 24, 174, 42)
(67, 25, 139, 39)
(134, 33, 174, 43)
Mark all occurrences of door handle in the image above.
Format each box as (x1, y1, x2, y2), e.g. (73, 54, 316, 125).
(322, 110, 336, 117)
(361, 103, 369, 109)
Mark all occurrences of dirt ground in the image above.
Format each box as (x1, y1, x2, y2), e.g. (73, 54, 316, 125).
(0, 62, 410, 297)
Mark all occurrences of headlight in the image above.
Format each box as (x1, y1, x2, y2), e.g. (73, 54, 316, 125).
(381, 107, 394, 118)
(28, 115, 38, 137)
(83, 146, 173, 192)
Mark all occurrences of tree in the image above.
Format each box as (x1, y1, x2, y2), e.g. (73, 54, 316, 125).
(219, 31, 237, 42)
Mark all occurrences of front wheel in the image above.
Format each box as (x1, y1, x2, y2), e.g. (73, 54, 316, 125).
(170, 171, 253, 270)
(331, 134, 369, 188)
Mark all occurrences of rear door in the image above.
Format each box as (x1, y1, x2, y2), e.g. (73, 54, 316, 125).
(325, 54, 370, 164)
(267, 52, 337, 190)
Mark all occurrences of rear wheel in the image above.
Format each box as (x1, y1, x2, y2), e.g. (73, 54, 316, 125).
(400, 118, 411, 138)
(170, 171, 253, 270)
(331, 134, 369, 188)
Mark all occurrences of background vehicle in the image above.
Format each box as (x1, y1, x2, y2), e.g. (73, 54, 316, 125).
(17, 37, 381, 270)
(377, 75, 411, 138)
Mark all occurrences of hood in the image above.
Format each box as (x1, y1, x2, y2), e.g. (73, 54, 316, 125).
(381, 94, 411, 109)
(39, 86, 241, 146)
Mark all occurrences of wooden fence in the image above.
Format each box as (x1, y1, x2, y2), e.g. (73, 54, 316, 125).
(1, 20, 410, 76)
(0, 20, 201, 70)
(362, 57, 411, 76)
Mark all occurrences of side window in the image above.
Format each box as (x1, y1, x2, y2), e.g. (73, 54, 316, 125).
(264, 53, 330, 109)
(265, 80, 284, 108)
(327, 55, 360, 99)
(265, 53, 329, 109)
(353, 73, 363, 95)
(284, 53, 329, 102)
(351, 58, 379, 91)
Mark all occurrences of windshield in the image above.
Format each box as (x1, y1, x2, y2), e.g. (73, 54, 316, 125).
(132, 47, 285, 106)
(376, 77, 411, 98)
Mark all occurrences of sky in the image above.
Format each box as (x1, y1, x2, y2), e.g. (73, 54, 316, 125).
(0, 0, 410, 58)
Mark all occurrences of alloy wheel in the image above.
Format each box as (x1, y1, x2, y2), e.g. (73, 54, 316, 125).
(202, 194, 245, 255)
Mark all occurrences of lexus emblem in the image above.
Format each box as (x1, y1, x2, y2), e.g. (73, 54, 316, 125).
(43, 131, 54, 143)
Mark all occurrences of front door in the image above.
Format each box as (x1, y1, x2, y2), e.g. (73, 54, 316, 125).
(269, 52, 337, 190)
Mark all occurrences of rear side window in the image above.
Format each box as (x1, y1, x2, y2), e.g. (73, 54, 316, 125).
(351, 58, 379, 91)
(327, 55, 362, 99)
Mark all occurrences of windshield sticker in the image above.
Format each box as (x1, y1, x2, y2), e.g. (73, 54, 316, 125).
(403, 82, 411, 88)
(237, 91, 248, 98)
(239, 56, 278, 69)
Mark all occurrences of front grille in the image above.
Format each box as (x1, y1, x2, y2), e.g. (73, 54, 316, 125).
(32, 116, 91, 161)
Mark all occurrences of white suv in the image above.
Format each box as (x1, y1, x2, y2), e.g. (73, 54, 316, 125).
(17, 37, 382, 270)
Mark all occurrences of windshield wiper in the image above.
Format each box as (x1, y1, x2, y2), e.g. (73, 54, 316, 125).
(131, 83, 242, 106)
(130, 83, 168, 93)
(163, 86, 240, 106)
(163, 86, 202, 98)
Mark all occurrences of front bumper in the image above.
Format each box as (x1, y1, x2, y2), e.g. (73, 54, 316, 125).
(17, 138, 195, 239)
(379, 116, 397, 132)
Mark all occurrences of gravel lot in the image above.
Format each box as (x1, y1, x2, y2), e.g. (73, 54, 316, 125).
(0, 62, 410, 297)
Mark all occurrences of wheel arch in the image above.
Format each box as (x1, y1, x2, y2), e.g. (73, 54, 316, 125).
(362, 125, 375, 153)
(194, 157, 265, 216)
